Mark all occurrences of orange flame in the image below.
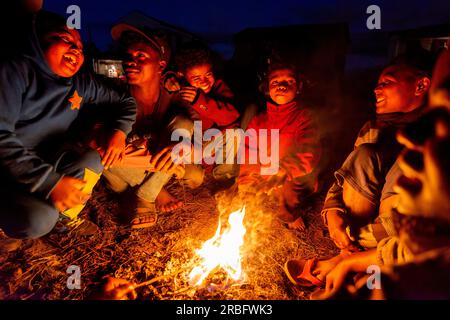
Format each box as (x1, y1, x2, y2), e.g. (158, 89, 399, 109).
(189, 206, 247, 286)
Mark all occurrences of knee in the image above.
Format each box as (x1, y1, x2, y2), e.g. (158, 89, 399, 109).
(2, 199, 59, 239)
(79, 149, 103, 174)
(102, 169, 129, 193)
(343, 181, 377, 220)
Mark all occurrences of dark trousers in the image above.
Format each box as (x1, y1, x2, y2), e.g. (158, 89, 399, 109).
(0, 148, 103, 239)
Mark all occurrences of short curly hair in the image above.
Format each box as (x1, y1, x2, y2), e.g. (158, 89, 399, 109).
(266, 62, 299, 81)
(258, 61, 301, 98)
(174, 41, 212, 73)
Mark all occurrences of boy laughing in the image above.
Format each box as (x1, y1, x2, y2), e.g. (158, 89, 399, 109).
(0, 11, 136, 239)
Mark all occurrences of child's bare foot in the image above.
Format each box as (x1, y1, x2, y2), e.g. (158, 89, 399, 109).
(311, 251, 353, 281)
(156, 188, 183, 212)
(288, 217, 306, 231)
(131, 197, 157, 229)
(277, 197, 306, 230)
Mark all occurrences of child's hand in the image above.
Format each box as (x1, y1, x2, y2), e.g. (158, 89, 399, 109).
(150, 147, 181, 174)
(98, 130, 127, 170)
(321, 260, 353, 299)
(50, 176, 89, 212)
(256, 168, 287, 195)
(326, 210, 357, 250)
(164, 75, 181, 92)
(94, 276, 137, 300)
(180, 86, 198, 104)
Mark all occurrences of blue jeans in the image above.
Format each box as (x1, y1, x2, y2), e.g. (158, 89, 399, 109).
(103, 164, 204, 202)
(103, 115, 205, 202)
(0, 148, 103, 239)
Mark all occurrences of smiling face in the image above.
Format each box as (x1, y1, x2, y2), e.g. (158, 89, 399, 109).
(374, 65, 428, 114)
(184, 63, 215, 94)
(123, 41, 165, 86)
(268, 68, 298, 105)
(40, 27, 84, 78)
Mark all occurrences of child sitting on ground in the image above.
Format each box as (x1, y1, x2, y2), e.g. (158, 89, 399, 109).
(165, 41, 240, 180)
(315, 92, 450, 300)
(0, 11, 136, 240)
(283, 51, 434, 290)
(237, 62, 321, 230)
(312, 47, 450, 300)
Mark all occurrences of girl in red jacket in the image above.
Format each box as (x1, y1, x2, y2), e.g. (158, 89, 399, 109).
(238, 63, 321, 230)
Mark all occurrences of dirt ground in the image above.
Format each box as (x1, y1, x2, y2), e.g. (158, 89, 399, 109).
(0, 175, 338, 300)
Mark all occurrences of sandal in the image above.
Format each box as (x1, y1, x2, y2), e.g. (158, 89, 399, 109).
(284, 258, 325, 287)
(130, 200, 158, 229)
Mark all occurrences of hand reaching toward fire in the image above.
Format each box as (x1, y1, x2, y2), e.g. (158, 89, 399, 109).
(92, 276, 137, 300)
(150, 147, 186, 179)
(256, 168, 287, 195)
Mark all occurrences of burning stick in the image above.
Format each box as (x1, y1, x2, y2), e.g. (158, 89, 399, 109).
(133, 275, 168, 289)
(134, 266, 190, 289)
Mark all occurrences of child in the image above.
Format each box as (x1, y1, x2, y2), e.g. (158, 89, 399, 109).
(0, 11, 136, 240)
(103, 25, 204, 230)
(284, 52, 434, 295)
(237, 62, 321, 230)
(306, 48, 450, 300)
(314, 88, 450, 300)
(168, 41, 240, 180)
(322, 51, 434, 251)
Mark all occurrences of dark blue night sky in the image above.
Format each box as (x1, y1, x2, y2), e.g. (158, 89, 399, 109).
(44, 0, 450, 57)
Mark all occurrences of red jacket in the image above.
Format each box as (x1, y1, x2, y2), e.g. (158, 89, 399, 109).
(189, 79, 240, 130)
(238, 100, 320, 183)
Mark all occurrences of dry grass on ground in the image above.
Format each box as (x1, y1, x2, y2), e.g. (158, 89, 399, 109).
(0, 176, 338, 300)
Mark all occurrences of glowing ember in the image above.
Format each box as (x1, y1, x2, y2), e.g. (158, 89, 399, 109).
(189, 206, 247, 286)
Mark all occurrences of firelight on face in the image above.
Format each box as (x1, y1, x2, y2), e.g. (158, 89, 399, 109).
(268, 68, 298, 105)
(374, 65, 420, 114)
(185, 63, 216, 94)
(41, 27, 84, 78)
(123, 42, 163, 85)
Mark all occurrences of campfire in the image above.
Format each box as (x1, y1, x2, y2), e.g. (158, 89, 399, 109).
(188, 206, 247, 287)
